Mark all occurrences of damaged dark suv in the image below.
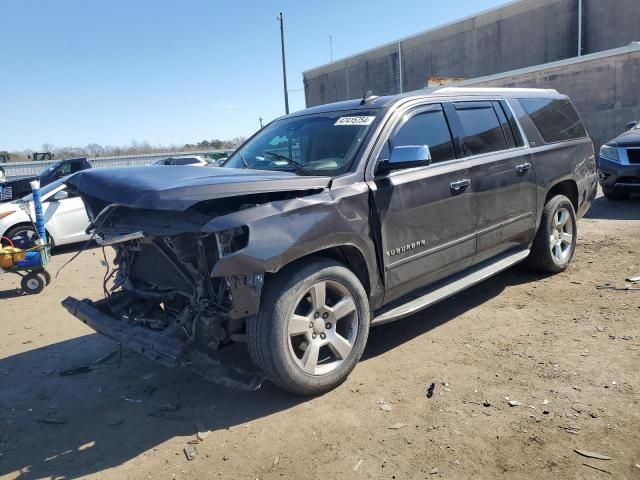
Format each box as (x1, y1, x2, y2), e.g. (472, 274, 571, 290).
(63, 87, 597, 395)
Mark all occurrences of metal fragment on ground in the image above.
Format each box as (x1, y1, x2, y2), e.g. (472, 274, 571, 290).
(574, 448, 612, 460)
(388, 423, 407, 430)
(184, 445, 197, 461)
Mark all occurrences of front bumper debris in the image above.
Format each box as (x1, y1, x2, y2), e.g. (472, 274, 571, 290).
(62, 296, 264, 391)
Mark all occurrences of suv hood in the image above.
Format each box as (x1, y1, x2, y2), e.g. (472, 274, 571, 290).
(609, 128, 640, 146)
(66, 166, 331, 212)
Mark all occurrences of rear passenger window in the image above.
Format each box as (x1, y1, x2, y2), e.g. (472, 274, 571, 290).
(454, 102, 508, 156)
(518, 98, 587, 143)
(390, 108, 455, 163)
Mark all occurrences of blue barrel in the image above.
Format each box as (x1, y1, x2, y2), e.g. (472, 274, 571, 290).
(29, 180, 47, 244)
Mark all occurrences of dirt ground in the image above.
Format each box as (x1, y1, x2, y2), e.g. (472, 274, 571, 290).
(1, 192, 639, 480)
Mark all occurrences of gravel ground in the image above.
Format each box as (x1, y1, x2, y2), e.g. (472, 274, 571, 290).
(1, 192, 639, 480)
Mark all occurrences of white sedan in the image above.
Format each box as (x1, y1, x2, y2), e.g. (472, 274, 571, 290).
(0, 177, 90, 249)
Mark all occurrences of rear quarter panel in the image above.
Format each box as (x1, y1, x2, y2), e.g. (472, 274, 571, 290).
(510, 98, 597, 222)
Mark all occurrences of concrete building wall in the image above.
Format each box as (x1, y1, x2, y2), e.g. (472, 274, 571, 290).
(461, 46, 640, 150)
(583, 0, 639, 53)
(303, 0, 639, 107)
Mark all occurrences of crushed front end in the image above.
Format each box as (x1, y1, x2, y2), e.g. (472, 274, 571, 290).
(62, 205, 265, 390)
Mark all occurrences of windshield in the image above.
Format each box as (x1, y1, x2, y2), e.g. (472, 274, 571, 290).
(17, 177, 67, 202)
(223, 110, 378, 176)
(633, 122, 640, 130)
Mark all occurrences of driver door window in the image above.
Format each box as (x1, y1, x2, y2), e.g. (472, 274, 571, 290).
(380, 107, 456, 164)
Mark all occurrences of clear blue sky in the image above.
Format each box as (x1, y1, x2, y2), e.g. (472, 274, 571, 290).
(1, 0, 506, 151)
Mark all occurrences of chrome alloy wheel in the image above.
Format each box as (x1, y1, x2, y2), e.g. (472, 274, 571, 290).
(287, 280, 359, 376)
(549, 207, 573, 262)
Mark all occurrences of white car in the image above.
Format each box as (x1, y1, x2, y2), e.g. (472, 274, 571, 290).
(0, 177, 90, 249)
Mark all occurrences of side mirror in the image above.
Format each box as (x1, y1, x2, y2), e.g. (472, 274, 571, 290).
(377, 145, 432, 173)
(52, 190, 69, 201)
(625, 121, 637, 130)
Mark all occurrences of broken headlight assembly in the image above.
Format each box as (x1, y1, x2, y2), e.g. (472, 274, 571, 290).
(216, 226, 249, 257)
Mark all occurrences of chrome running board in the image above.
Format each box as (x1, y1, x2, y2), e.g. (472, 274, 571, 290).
(372, 249, 530, 326)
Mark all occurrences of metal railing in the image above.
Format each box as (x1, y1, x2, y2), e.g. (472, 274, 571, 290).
(1, 149, 233, 179)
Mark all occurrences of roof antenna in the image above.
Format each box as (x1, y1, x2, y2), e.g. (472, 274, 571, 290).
(360, 90, 378, 105)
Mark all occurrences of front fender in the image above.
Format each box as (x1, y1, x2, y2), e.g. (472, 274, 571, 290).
(203, 184, 381, 300)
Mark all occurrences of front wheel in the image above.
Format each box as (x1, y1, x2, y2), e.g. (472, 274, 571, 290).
(21, 272, 45, 295)
(247, 258, 370, 395)
(524, 194, 577, 273)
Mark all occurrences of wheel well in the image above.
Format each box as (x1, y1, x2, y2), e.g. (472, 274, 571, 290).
(546, 180, 578, 212)
(3, 222, 53, 246)
(273, 246, 371, 295)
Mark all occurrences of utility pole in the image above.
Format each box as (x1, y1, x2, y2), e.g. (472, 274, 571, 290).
(259, 117, 264, 129)
(278, 12, 289, 114)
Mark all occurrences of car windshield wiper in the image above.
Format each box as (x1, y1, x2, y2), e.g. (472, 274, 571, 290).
(263, 151, 313, 176)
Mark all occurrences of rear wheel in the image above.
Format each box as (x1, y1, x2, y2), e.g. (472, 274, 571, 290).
(603, 188, 630, 201)
(247, 258, 370, 395)
(524, 195, 577, 273)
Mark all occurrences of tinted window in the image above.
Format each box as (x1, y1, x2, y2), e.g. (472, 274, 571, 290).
(175, 158, 197, 165)
(492, 101, 516, 149)
(519, 98, 587, 143)
(69, 161, 85, 173)
(499, 100, 525, 147)
(455, 102, 508, 156)
(389, 108, 455, 163)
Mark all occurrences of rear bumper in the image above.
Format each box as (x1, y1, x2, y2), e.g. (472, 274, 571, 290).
(597, 157, 640, 192)
(62, 296, 263, 390)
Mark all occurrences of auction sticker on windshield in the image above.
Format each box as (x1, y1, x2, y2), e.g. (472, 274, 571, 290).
(334, 116, 376, 126)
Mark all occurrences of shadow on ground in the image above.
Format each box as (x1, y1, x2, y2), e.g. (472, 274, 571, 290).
(584, 194, 640, 221)
(0, 266, 547, 479)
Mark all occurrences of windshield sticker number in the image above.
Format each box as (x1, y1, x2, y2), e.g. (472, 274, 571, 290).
(334, 116, 375, 126)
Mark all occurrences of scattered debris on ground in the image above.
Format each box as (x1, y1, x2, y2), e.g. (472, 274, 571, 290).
(184, 445, 197, 461)
(388, 423, 407, 430)
(427, 382, 435, 398)
(573, 448, 612, 460)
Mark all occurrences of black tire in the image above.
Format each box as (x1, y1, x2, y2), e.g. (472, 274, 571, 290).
(247, 257, 370, 396)
(38, 270, 52, 286)
(602, 188, 630, 201)
(21, 272, 45, 294)
(524, 194, 577, 273)
(3, 225, 53, 250)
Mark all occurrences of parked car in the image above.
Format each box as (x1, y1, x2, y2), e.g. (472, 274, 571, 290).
(0, 177, 90, 249)
(0, 158, 91, 203)
(597, 120, 640, 200)
(153, 155, 209, 166)
(62, 87, 596, 395)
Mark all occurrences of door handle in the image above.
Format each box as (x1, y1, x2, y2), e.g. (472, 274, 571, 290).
(450, 179, 471, 192)
(516, 162, 532, 174)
